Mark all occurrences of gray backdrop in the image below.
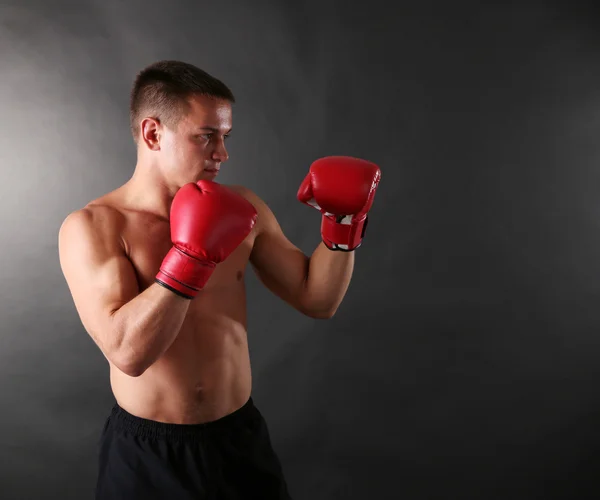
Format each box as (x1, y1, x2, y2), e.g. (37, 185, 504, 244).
(2, 0, 600, 498)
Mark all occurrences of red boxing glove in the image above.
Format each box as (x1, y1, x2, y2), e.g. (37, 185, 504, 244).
(156, 181, 257, 299)
(297, 156, 381, 251)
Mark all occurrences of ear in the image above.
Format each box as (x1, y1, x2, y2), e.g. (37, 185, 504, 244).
(140, 117, 161, 151)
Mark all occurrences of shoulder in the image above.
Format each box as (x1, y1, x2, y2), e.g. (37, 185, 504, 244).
(226, 184, 264, 205)
(59, 196, 126, 254)
(224, 184, 278, 233)
(61, 195, 125, 232)
(225, 184, 272, 215)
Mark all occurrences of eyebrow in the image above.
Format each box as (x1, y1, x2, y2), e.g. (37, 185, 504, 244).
(196, 127, 232, 133)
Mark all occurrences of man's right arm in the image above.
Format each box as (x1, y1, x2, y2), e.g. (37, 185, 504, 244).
(58, 208, 190, 377)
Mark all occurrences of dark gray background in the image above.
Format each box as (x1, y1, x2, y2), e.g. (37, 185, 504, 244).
(2, 0, 600, 498)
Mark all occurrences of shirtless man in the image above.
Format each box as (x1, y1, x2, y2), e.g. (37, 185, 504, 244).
(58, 60, 381, 500)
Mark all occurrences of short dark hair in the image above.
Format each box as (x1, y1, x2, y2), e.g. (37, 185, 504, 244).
(129, 60, 235, 142)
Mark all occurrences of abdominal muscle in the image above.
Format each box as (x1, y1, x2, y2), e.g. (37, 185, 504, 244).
(110, 272, 254, 425)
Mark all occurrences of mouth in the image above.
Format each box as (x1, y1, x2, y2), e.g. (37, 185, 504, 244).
(204, 167, 220, 173)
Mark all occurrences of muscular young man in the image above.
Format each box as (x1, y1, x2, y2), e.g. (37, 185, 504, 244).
(58, 60, 381, 500)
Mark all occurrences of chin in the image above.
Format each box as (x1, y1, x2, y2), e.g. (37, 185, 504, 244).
(201, 169, 219, 180)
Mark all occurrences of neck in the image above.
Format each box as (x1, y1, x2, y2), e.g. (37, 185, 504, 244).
(121, 162, 180, 220)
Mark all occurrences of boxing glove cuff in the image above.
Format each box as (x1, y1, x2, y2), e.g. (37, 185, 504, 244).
(155, 247, 216, 299)
(321, 215, 368, 251)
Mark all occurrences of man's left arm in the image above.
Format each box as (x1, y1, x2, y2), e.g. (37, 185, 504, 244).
(243, 156, 381, 319)
(245, 192, 354, 319)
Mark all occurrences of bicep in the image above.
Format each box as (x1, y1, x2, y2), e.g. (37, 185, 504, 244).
(58, 209, 139, 349)
(248, 197, 309, 308)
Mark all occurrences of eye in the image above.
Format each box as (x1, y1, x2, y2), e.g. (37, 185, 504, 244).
(224, 134, 231, 141)
(200, 133, 213, 140)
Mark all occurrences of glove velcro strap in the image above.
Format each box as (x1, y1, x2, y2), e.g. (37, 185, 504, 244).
(155, 247, 215, 299)
(321, 214, 368, 251)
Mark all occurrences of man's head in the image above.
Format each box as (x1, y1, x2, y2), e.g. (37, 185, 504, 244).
(130, 60, 235, 183)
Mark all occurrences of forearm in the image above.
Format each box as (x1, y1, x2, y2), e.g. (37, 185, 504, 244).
(302, 242, 355, 318)
(109, 283, 191, 376)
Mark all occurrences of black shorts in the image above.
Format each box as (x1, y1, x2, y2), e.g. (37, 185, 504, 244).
(95, 397, 292, 499)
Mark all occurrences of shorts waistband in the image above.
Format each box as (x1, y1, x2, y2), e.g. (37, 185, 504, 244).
(108, 397, 256, 442)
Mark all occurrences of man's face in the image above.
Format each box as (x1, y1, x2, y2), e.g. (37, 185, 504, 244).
(160, 94, 232, 183)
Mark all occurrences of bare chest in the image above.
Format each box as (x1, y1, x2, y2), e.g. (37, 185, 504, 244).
(121, 214, 255, 295)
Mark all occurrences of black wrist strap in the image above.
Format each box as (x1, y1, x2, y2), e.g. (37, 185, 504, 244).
(155, 279, 195, 300)
(324, 241, 361, 252)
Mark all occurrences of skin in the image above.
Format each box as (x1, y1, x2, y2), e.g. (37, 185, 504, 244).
(58, 94, 355, 424)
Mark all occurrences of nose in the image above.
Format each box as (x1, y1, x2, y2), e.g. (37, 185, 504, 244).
(212, 138, 229, 163)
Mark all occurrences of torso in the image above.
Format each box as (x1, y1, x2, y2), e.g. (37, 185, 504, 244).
(90, 185, 257, 424)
